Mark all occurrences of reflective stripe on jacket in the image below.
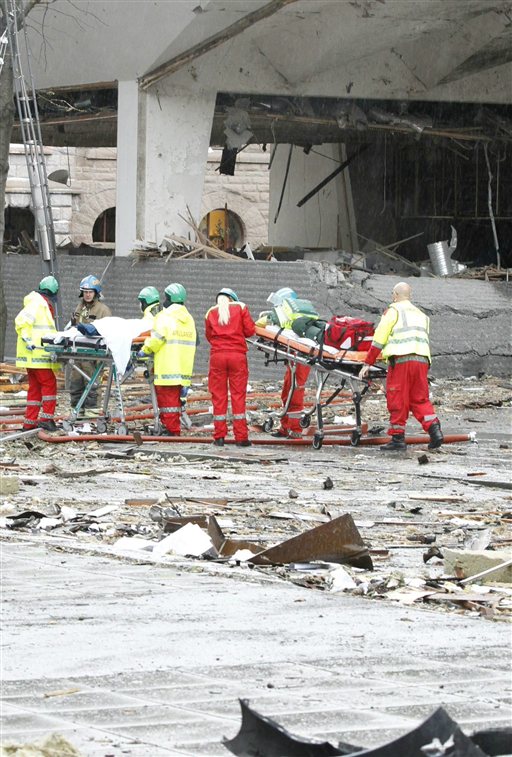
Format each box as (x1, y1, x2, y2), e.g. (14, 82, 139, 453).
(372, 300, 431, 362)
(72, 298, 111, 324)
(15, 291, 59, 371)
(142, 304, 196, 386)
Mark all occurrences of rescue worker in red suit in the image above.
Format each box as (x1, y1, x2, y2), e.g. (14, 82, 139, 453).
(138, 283, 196, 436)
(15, 276, 60, 432)
(257, 288, 316, 439)
(205, 288, 256, 447)
(359, 281, 444, 451)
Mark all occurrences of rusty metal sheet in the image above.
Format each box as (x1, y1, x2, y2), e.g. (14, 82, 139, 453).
(218, 538, 263, 558)
(248, 513, 373, 570)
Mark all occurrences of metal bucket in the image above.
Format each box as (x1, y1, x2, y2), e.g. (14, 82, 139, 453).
(427, 226, 457, 277)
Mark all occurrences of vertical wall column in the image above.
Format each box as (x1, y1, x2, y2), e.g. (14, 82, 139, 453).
(141, 83, 217, 245)
(115, 81, 139, 257)
(115, 81, 216, 256)
(268, 144, 357, 254)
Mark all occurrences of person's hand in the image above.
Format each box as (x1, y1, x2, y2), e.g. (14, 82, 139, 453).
(136, 350, 148, 360)
(359, 364, 370, 380)
(26, 343, 36, 351)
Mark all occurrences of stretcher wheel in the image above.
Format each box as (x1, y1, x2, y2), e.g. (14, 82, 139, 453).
(351, 430, 361, 447)
(96, 419, 107, 434)
(312, 433, 323, 450)
(62, 419, 74, 433)
(263, 418, 274, 433)
(116, 423, 128, 436)
(299, 415, 311, 429)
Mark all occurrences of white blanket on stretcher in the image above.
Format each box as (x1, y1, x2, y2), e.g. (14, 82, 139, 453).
(53, 316, 151, 375)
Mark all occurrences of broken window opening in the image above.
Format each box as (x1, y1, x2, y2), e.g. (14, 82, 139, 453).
(92, 207, 116, 243)
(3, 206, 36, 250)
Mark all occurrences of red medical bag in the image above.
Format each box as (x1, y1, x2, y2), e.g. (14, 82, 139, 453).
(323, 316, 374, 351)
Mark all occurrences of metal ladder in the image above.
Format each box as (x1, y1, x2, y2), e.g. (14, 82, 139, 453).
(3, 0, 61, 324)
(0, 25, 8, 78)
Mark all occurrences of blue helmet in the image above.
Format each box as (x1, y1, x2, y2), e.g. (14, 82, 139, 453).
(79, 275, 102, 297)
(217, 288, 239, 302)
(267, 287, 297, 306)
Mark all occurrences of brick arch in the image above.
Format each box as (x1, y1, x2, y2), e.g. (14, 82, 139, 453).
(200, 190, 268, 248)
(70, 188, 117, 246)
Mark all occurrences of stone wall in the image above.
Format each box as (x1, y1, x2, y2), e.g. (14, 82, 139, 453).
(5, 144, 270, 250)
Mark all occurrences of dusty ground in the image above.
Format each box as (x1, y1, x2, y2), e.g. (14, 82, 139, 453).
(1, 376, 511, 755)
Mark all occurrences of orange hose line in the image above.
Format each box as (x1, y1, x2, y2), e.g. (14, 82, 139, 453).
(37, 431, 472, 447)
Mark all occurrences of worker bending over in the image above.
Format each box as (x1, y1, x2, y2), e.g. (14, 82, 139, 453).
(257, 288, 318, 438)
(70, 275, 112, 414)
(359, 281, 443, 451)
(15, 276, 60, 432)
(138, 286, 161, 326)
(205, 288, 255, 447)
(139, 283, 196, 436)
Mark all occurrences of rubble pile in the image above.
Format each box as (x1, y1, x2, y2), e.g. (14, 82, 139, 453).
(1, 377, 510, 621)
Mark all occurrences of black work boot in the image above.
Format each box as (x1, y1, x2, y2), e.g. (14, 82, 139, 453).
(428, 422, 444, 449)
(380, 434, 407, 451)
(213, 438, 225, 446)
(38, 420, 58, 432)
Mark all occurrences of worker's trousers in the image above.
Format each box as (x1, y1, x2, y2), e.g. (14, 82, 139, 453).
(23, 368, 57, 429)
(208, 351, 249, 441)
(386, 358, 438, 436)
(280, 363, 310, 434)
(70, 360, 101, 409)
(155, 385, 182, 434)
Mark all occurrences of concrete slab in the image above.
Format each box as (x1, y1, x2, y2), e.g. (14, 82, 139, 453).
(2, 539, 511, 755)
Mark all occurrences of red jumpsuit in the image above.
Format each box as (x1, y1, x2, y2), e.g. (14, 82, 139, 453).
(279, 363, 311, 435)
(24, 369, 58, 430)
(365, 347, 439, 437)
(205, 302, 256, 442)
(155, 385, 182, 434)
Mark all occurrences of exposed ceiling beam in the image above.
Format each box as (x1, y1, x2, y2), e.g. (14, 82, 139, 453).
(138, 0, 301, 91)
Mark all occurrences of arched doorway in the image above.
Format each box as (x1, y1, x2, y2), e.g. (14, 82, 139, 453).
(199, 207, 244, 251)
(92, 207, 116, 243)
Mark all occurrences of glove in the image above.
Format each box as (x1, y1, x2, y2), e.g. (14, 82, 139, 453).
(180, 387, 189, 400)
(358, 364, 370, 380)
(136, 350, 148, 360)
(26, 343, 36, 351)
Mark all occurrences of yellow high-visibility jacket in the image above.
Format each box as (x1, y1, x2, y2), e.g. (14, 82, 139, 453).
(141, 303, 161, 330)
(141, 304, 196, 386)
(372, 300, 431, 362)
(15, 291, 59, 371)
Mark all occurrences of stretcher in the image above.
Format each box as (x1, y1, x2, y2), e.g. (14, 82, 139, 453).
(42, 332, 161, 434)
(248, 325, 386, 449)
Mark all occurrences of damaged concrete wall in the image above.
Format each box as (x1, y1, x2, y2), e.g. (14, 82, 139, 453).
(307, 265, 512, 378)
(3, 256, 511, 378)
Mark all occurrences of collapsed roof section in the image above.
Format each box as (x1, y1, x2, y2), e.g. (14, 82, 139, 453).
(10, 89, 512, 149)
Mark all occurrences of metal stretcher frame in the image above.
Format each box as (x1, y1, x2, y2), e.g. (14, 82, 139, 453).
(248, 326, 386, 449)
(42, 334, 160, 434)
